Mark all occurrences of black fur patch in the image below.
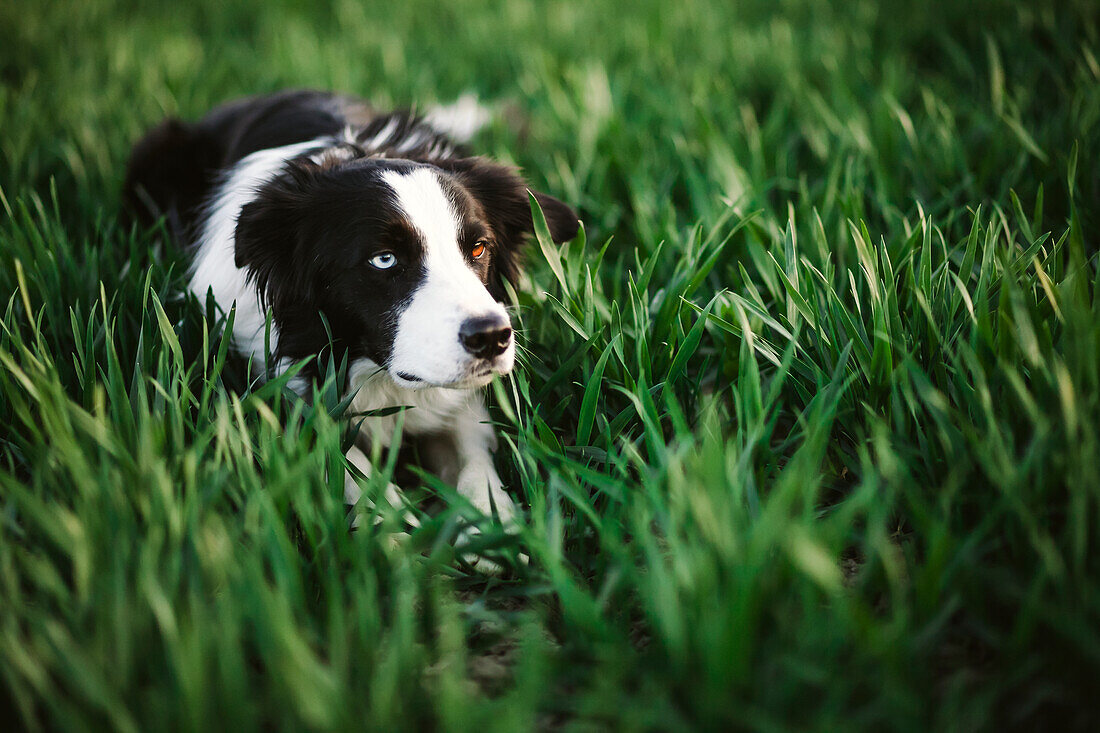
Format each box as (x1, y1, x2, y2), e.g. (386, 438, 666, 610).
(122, 118, 219, 239)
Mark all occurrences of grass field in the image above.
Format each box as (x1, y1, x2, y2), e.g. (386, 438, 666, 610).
(2, 0, 1100, 729)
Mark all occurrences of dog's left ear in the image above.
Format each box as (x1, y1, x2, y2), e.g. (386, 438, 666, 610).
(437, 157, 579, 299)
(234, 159, 322, 311)
(530, 189, 581, 244)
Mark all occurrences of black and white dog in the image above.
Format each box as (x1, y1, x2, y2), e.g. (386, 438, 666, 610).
(124, 90, 578, 540)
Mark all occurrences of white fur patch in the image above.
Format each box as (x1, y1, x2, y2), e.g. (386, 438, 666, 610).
(382, 168, 513, 387)
(363, 117, 399, 150)
(189, 139, 324, 372)
(424, 93, 492, 143)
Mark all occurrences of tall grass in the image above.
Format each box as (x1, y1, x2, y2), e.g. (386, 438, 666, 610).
(2, 0, 1099, 729)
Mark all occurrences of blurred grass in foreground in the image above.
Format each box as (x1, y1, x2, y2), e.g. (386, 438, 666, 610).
(2, 0, 1099, 729)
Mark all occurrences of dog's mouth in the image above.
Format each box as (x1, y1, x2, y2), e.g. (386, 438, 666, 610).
(393, 362, 504, 389)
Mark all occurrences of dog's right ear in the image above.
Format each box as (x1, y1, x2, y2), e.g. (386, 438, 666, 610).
(234, 160, 320, 309)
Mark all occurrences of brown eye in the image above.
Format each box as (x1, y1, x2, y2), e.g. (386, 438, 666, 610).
(471, 241, 488, 259)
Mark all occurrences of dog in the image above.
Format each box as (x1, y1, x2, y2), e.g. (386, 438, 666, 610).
(124, 90, 578, 551)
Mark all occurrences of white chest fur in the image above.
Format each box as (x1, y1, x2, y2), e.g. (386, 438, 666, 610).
(342, 357, 514, 528)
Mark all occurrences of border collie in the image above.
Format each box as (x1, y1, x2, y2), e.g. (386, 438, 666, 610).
(124, 90, 578, 552)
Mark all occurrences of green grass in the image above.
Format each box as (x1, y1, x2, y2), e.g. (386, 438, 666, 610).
(3, 0, 1100, 729)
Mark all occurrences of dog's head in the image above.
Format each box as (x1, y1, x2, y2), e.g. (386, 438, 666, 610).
(234, 155, 578, 388)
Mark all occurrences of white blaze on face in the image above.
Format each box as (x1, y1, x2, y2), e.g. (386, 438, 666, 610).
(383, 168, 513, 388)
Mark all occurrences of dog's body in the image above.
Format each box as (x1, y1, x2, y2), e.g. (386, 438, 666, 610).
(125, 90, 578, 534)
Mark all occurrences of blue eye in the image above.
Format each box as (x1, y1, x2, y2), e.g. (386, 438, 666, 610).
(369, 252, 397, 270)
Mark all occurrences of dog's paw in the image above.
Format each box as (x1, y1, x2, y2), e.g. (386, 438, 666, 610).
(346, 502, 421, 534)
(345, 463, 421, 533)
(455, 466, 519, 527)
(455, 524, 528, 576)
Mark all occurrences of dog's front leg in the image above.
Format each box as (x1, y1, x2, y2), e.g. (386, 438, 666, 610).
(344, 443, 419, 530)
(451, 400, 518, 526)
(445, 398, 524, 574)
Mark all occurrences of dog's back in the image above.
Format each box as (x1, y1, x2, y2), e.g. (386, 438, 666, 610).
(124, 91, 353, 237)
(124, 90, 407, 239)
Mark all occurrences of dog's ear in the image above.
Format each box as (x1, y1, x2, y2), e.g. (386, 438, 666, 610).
(234, 160, 320, 310)
(437, 157, 579, 299)
(530, 189, 581, 245)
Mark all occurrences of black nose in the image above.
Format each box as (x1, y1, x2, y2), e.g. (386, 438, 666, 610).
(459, 315, 513, 359)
